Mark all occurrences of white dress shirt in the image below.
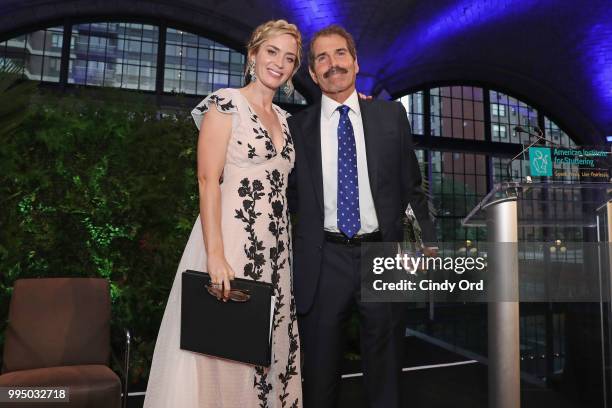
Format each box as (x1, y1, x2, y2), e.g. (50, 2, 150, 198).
(320, 90, 379, 234)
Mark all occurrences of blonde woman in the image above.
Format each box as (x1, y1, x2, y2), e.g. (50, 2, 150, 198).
(144, 20, 302, 407)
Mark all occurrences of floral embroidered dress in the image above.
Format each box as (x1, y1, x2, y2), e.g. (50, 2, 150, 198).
(144, 88, 301, 408)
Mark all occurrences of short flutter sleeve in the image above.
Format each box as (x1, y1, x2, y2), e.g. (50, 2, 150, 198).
(191, 88, 238, 130)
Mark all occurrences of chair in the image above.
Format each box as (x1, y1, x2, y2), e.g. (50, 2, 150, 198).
(0, 278, 129, 407)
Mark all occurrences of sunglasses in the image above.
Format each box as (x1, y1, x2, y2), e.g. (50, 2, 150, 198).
(206, 283, 251, 302)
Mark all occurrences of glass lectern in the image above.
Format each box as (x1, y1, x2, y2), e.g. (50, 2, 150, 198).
(463, 181, 612, 408)
(462, 182, 612, 408)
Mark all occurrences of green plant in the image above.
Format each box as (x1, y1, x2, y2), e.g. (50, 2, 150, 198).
(0, 86, 200, 384)
(0, 65, 38, 349)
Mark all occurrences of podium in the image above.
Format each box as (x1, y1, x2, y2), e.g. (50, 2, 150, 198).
(463, 181, 612, 408)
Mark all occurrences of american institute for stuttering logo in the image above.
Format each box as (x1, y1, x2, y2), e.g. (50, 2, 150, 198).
(529, 147, 552, 176)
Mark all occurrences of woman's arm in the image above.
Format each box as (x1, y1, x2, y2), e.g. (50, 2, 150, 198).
(197, 107, 234, 299)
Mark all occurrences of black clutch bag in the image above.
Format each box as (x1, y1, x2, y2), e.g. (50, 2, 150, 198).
(180, 270, 275, 366)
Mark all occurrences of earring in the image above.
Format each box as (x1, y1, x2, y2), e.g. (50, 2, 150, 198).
(282, 80, 294, 96)
(248, 60, 256, 82)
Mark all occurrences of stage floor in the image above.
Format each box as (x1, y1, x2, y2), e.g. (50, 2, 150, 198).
(127, 335, 587, 408)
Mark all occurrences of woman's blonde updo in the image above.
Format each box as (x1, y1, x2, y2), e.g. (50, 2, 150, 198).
(245, 19, 302, 93)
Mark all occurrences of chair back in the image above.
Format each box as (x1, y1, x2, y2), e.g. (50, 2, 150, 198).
(2, 278, 111, 373)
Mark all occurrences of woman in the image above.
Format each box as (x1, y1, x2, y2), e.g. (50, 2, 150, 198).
(144, 20, 302, 407)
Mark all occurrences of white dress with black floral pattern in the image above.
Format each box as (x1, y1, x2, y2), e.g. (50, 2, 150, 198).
(144, 88, 301, 408)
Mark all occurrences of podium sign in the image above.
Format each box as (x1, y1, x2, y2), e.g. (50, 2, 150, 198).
(526, 145, 611, 181)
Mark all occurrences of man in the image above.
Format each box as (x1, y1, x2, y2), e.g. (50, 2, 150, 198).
(287, 25, 436, 408)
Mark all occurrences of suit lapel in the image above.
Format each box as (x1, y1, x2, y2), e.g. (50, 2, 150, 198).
(301, 104, 325, 215)
(358, 98, 379, 203)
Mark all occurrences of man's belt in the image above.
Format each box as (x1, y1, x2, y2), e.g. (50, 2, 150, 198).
(324, 230, 382, 246)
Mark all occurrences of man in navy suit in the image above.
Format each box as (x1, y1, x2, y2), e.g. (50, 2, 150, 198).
(288, 25, 436, 408)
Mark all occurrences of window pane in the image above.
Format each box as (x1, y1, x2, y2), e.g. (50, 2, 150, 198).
(0, 27, 62, 82)
(430, 86, 485, 140)
(397, 92, 424, 135)
(544, 117, 576, 147)
(430, 151, 487, 241)
(163, 27, 306, 104)
(490, 90, 537, 143)
(68, 22, 157, 90)
(165, 28, 240, 95)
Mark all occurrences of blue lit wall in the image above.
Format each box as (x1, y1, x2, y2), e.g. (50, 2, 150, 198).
(584, 22, 612, 130)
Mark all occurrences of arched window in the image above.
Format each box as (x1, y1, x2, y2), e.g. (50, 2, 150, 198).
(0, 22, 307, 104)
(397, 85, 580, 242)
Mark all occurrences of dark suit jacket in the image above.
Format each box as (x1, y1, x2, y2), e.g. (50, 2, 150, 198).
(287, 97, 435, 314)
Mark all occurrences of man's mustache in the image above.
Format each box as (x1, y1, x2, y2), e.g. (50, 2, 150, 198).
(323, 66, 348, 78)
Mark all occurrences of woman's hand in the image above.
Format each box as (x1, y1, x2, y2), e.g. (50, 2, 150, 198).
(207, 254, 236, 300)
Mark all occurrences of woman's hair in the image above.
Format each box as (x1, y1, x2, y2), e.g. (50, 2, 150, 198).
(245, 19, 302, 85)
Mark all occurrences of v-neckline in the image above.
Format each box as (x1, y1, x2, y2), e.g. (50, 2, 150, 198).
(237, 89, 286, 154)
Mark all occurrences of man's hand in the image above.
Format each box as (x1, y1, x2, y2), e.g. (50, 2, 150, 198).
(358, 92, 372, 100)
(422, 246, 439, 258)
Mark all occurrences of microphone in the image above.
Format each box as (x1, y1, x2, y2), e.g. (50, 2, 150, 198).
(513, 125, 525, 133)
(514, 125, 559, 146)
(514, 125, 542, 134)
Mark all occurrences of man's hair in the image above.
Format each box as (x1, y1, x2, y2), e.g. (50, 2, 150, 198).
(308, 25, 357, 70)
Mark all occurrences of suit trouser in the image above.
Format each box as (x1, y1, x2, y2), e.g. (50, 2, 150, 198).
(298, 241, 407, 408)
